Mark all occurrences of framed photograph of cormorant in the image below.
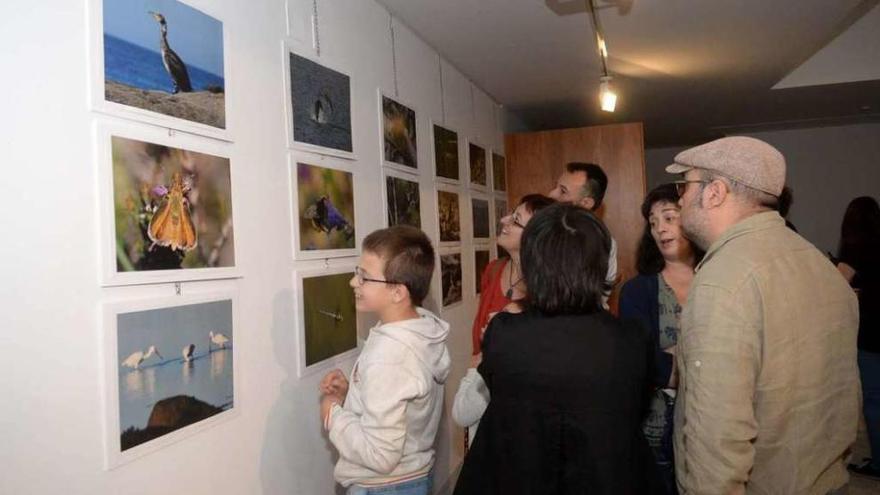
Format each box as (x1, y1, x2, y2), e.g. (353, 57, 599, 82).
(492, 152, 507, 192)
(436, 188, 461, 245)
(380, 92, 418, 172)
(474, 249, 490, 295)
(289, 154, 358, 260)
(101, 288, 240, 468)
(468, 142, 488, 190)
(283, 44, 356, 160)
(384, 169, 422, 229)
(440, 251, 463, 309)
(96, 120, 239, 287)
(294, 265, 360, 378)
(88, 0, 231, 140)
(472, 197, 491, 240)
(432, 122, 460, 183)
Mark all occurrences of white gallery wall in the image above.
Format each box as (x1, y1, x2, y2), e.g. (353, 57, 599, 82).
(0, 0, 505, 493)
(645, 122, 880, 256)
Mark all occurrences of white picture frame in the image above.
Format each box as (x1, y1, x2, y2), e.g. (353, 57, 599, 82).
(467, 140, 489, 192)
(430, 119, 461, 185)
(87, 0, 233, 141)
(95, 119, 240, 287)
(378, 90, 420, 175)
(438, 248, 464, 310)
(282, 42, 357, 160)
(101, 288, 240, 469)
(294, 264, 361, 378)
(382, 167, 423, 229)
(288, 151, 359, 261)
(435, 184, 462, 247)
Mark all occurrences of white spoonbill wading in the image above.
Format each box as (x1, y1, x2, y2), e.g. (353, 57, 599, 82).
(209, 331, 229, 350)
(182, 344, 196, 362)
(121, 346, 163, 370)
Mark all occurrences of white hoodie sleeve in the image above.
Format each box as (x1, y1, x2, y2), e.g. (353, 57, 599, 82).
(328, 362, 421, 475)
(452, 368, 490, 428)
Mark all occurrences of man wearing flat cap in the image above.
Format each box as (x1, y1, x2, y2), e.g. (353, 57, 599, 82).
(667, 136, 859, 494)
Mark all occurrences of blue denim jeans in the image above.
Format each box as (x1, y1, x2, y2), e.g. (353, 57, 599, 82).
(346, 472, 432, 495)
(858, 349, 880, 468)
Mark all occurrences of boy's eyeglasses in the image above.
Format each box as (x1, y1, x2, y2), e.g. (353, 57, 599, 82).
(354, 266, 398, 286)
(673, 180, 710, 196)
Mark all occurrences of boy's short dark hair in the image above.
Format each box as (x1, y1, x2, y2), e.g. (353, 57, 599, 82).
(362, 226, 435, 306)
(566, 162, 608, 210)
(520, 203, 611, 315)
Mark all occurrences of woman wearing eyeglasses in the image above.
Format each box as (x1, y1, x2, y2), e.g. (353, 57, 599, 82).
(452, 194, 554, 446)
(619, 183, 703, 495)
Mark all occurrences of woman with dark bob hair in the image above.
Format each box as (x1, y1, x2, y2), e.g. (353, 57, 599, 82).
(454, 203, 658, 495)
(620, 183, 703, 494)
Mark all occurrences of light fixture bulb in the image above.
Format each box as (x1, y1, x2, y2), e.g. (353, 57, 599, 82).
(599, 78, 616, 112)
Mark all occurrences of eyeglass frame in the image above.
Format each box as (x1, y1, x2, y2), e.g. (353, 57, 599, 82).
(353, 266, 399, 286)
(502, 210, 527, 229)
(672, 179, 711, 196)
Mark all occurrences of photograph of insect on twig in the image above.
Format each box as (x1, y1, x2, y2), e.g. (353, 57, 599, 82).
(301, 271, 357, 367)
(111, 135, 235, 273)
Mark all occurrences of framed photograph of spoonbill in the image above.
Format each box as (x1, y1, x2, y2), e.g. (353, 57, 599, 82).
(101, 290, 239, 468)
(96, 121, 238, 287)
(380, 92, 418, 171)
(283, 44, 355, 159)
(290, 156, 357, 260)
(295, 265, 360, 378)
(88, 0, 231, 140)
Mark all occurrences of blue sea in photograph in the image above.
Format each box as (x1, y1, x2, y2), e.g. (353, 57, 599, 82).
(104, 34, 224, 94)
(117, 300, 234, 439)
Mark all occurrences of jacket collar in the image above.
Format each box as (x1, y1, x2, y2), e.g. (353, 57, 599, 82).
(695, 210, 784, 272)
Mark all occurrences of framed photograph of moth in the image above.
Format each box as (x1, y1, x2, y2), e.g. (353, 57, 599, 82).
(88, 0, 231, 140)
(468, 142, 487, 189)
(492, 152, 506, 192)
(432, 123, 459, 182)
(283, 44, 354, 159)
(384, 170, 421, 228)
(440, 252, 463, 308)
(381, 92, 418, 171)
(101, 290, 239, 468)
(295, 265, 360, 378)
(97, 122, 238, 287)
(290, 157, 357, 260)
(436, 189, 461, 244)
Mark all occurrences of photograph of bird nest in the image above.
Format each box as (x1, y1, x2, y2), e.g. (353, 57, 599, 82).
(103, 294, 237, 467)
(382, 95, 418, 170)
(106, 132, 236, 286)
(437, 190, 461, 243)
(469, 142, 487, 188)
(385, 173, 421, 229)
(294, 161, 356, 257)
(288, 51, 354, 157)
(433, 124, 459, 181)
(298, 269, 358, 376)
(97, 0, 226, 132)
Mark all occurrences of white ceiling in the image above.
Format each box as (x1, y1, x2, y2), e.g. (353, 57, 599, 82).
(377, 0, 880, 146)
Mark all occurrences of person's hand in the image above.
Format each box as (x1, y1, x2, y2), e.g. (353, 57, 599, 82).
(320, 392, 344, 424)
(502, 301, 523, 314)
(837, 262, 856, 284)
(663, 345, 677, 356)
(320, 369, 349, 397)
(470, 352, 482, 369)
(663, 346, 678, 388)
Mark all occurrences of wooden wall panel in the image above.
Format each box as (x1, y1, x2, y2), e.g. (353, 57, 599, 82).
(504, 123, 647, 312)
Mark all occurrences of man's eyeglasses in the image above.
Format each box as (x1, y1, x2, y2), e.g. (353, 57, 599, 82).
(673, 180, 710, 196)
(354, 266, 397, 286)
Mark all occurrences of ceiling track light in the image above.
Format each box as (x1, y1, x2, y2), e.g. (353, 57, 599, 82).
(586, 0, 616, 112)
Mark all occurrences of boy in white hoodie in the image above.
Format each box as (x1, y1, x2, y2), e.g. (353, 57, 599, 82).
(320, 225, 451, 495)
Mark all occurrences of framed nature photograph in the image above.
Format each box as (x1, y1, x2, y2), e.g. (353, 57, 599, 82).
(380, 92, 418, 171)
(295, 265, 360, 377)
(290, 156, 357, 260)
(472, 197, 491, 240)
(440, 252, 463, 308)
(97, 121, 238, 287)
(494, 197, 508, 239)
(89, 0, 230, 140)
(492, 152, 506, 192)
(384, 170, 421, 228)
(102, 290, 239, 468)
(283, 44, 355, 159)
(474, 249, 490, 295)
(432, 123, 459, 182)
(469, 142, 487, 189)
(437, 189, 461, 244)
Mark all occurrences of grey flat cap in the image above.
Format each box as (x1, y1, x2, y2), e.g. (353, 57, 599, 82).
(666, 136, 786, 196)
